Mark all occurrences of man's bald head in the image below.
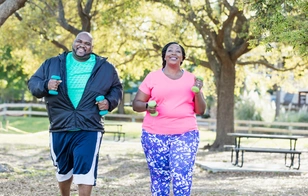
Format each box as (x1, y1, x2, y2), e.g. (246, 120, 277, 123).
(72, 31, 93, 61)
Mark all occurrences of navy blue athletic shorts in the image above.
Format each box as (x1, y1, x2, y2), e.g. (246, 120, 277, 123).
(50, 131, 102, 185)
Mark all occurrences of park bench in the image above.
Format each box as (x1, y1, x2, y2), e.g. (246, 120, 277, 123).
(224, 133, 304, 170)
(104, 123, 125, 142)
(224, 145, 302, 169)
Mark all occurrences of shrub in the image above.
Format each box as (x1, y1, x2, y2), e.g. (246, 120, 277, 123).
(235, 99, 262, 121)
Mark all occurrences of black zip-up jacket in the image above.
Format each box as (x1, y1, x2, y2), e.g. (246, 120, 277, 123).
(27, 52, 123, 133)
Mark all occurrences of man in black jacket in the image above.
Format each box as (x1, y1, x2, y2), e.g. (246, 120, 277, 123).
(28, 31, 123, 196)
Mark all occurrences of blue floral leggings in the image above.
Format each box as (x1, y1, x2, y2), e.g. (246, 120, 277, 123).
(141, 130, 199, 196)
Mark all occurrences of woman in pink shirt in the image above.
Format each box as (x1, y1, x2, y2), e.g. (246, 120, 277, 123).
(132, 42, 206, 196)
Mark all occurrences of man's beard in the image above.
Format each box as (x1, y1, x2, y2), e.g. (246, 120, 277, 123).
(72, 48, 92, 62)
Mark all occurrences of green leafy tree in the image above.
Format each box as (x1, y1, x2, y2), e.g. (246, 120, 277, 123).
(138, 0, 307, 150)
(1, 0, 307, 150)
(0, 45, 28, 102)
(1, 0, 142, 113)
(248, 0, 308, 57)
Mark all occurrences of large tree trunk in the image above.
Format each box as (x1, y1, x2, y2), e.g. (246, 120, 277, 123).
(0, 0, 27, 27)
(211, 60, 236, 150)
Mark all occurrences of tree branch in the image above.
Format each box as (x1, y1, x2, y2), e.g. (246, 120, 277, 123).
(14, 12, 69, 51)
(237, 59, 300, 71)
(77, 0, 92, 31)
(217, 6, 238, 49)
(186, 56, 211, 69)
(231, 42, 251, 61)
(0, 0, 27, 27)
(205, 0, 219, 25)
(57, 0, 81, 35)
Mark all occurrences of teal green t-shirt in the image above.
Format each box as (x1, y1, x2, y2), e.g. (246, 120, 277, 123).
(66, 52, 96, 108)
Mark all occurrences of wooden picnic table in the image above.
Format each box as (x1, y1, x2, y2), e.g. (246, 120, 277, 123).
(225, 133, 304, 169)
(104, 123, 125, 142)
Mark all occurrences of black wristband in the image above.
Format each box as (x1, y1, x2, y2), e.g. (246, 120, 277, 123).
(145, 103, 148, 109)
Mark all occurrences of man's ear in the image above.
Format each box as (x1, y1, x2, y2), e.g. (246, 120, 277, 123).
(90, 45, 94, 53)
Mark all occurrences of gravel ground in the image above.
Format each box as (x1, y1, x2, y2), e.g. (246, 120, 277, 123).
(0, 132, 308, 196)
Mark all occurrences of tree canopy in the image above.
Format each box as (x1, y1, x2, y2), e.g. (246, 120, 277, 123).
(0, 0, 307, 150)
(248, 0, 308, 57)
(0, 45, 28, 102)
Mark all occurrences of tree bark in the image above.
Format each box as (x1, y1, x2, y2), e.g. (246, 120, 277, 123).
(211, 59, 236, 150)
(0, 0, 27, 27)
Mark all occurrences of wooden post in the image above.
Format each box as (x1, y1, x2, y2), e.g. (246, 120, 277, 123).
(29, 105, 32, 117)
(248, 121, 252, 134)
(275, 87, 281, 119)
(288, 124, 292, 136)
(0, 121, 4, 132)
(2, 105, 7, 121)
(5, 120, 9, 132)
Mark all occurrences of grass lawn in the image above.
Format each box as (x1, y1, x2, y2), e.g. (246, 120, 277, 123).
(1, 116, 50, 133)
(1, 116, 307, 154)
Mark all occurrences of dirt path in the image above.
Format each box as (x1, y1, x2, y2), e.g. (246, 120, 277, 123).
(0, 132, 308, 196)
